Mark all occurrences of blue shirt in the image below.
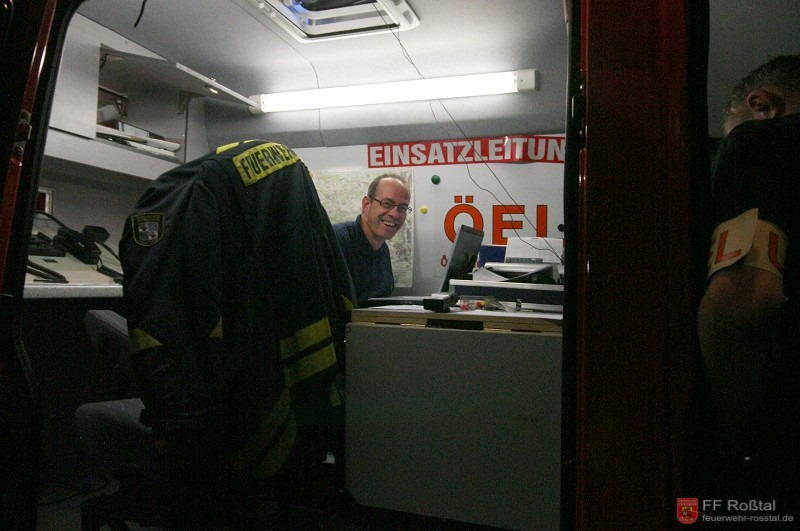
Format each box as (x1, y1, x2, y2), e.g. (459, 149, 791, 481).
(333, 215, 394, 307)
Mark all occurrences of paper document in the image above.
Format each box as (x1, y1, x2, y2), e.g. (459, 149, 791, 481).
(471, 267, 508, 282)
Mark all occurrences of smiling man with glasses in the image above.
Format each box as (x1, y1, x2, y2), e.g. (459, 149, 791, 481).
(333, 173, 411, 307)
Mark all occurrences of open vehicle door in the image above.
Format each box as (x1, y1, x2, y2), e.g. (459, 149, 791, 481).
(1, 0, 79, 528)
(561, 1, 710, 528)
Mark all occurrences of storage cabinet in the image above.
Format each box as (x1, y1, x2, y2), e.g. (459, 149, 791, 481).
(45, 14, 254, 181)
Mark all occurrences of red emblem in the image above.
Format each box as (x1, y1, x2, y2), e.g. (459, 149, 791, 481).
(677, 498, 699, 525)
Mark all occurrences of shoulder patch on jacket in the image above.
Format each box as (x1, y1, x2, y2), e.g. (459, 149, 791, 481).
(131, 213, 165, 246)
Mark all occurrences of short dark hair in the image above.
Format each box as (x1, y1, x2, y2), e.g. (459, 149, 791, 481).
(367, 173, 409, 197)
(724, 55, 800, 128)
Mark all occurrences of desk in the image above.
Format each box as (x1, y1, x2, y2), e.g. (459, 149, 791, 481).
(23, 235, 126, 472)
(25, 252, 122, 299)
(346, 308, 561, 530)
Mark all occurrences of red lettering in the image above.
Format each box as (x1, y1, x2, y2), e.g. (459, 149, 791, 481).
(492, 205, 525, 245)
(714, 230, 741, 264)
(444, 197, 484, 241)
(368, 135, 565, 166)
(536, 205, 548, 237)
(769, 232, 784, 273)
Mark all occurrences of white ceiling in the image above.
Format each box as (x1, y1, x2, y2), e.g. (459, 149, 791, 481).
(76, 0, 800, 148)
(78, 0, 569, 148)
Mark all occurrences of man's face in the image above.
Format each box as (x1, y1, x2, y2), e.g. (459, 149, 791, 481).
(362, 178, 410, 244)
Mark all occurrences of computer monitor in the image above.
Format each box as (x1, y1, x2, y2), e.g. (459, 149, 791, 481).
(439, 225, 484, 292)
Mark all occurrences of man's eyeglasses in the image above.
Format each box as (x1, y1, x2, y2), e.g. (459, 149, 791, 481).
(369, 196, 412, 214)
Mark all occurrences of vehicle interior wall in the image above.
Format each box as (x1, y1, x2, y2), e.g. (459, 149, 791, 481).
(38, 2, 570, 294)
(33, 1, 800, 268)
(36, 0, 799, 254)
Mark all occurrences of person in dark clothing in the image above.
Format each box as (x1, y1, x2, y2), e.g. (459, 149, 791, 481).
(697, 55, 800, 516)
(119, 140, 356, 523)
(333, 173, 411, 307)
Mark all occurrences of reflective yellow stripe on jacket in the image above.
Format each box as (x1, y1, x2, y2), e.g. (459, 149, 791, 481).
(228, 386, 298, 478)
(280, 317, 338, 388)
(129, 321, 299, 478)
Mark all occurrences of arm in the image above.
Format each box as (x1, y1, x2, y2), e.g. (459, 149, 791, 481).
(697, 264, 786, 455)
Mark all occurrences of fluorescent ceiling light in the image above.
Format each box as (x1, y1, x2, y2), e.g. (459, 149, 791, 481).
(249, 69, 537, 113)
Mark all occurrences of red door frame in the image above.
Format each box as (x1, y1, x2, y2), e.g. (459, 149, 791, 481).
(0, 0, 78, 527)
(562, 1, 710, 529)
(0, 0, 58, 294)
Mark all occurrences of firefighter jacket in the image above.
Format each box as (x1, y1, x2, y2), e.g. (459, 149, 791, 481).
(119, 140, 355, 478)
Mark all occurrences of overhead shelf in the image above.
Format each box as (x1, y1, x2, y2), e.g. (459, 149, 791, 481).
(44, 128, 178, 181)
(99, 46, 257, 108)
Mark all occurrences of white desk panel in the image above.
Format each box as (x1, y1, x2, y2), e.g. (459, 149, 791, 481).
(346, 317, 561, 530)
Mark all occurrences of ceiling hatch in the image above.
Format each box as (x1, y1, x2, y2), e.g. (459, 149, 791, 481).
(233, 0, 420, 41)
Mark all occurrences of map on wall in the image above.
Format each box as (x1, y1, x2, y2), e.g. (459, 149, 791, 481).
(312, 168, 414, 288)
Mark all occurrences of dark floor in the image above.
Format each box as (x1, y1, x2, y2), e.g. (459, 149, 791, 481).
(26, 302, 511, 530)
(36, 472, 507, 530)
(35, 432, 505, 531)
(33, 417, 509, 530)
(33, 396, 514, 530)
(34, 401, 512, 530)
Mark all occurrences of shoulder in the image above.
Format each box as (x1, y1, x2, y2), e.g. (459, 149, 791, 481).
(712, 115, 800, 194)
(332, 218, 358, 246)
(333, 218, 355, 233)
(720, 114, 800, 160)
(333, 217, 360, 236)
(213, 139, 299, 159)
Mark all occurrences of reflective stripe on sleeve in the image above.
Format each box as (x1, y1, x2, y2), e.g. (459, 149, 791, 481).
(228, 385, 297, 477)
(209, 317, 223, 338)
(280, 318, 338, 387)
(342, 294, 355, 311)
(129, 327, 163, 352)
(280, 317, 333, 354)
(283, 343, 338, 388)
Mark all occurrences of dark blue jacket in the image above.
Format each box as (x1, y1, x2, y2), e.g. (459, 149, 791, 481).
(120, 140, 355, 478)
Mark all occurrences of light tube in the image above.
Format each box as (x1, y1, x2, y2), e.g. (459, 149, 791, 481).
(249, 69, 537, 114)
